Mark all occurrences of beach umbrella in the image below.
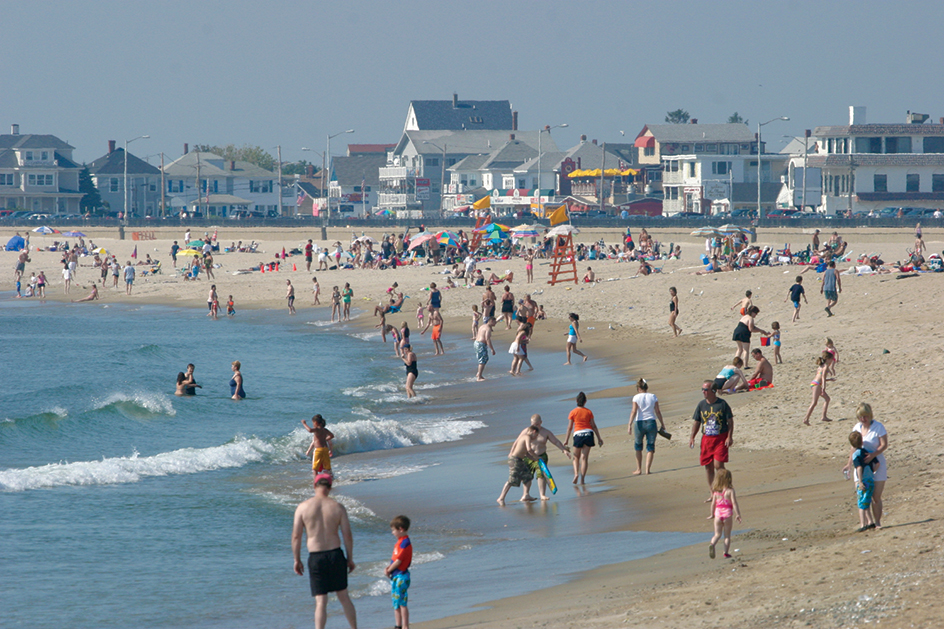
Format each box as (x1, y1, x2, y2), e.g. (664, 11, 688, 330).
(33, 226, 60, 234)
(472, 222, 509, 234)
(717, 223, 751, 236)
(177, 248, 201, 256)
(407, 232, 436, 251)
(546, 224, 580, 237)
(63, 231, 86, 237)
(375, 209, 394, 216)
(690, 226, 722, 237)
(92, 247, 109, 256)
(187, 239, 206, 248)
(353, 235, 376, 243)
(436, 230, 460, 246)
(511, 223, 542, 238)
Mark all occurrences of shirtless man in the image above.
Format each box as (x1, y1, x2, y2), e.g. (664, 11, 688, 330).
(748, 348, 773, 388)
(292, 474, 357, 629)
(524, 414, 571, 501)
(582, 267, 596, 283)
(497, 425, 540, 505)
(286, 280, 296, 315)
(474, 318, 496, 382)
(14, 250, 30, 282)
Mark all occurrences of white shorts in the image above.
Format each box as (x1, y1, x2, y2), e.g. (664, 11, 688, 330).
(567, 335, 578, 344)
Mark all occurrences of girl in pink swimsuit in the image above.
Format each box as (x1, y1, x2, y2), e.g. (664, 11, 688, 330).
(707, 469, 742, 559)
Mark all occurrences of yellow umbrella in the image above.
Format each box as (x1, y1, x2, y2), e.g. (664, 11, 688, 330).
(177, 249, 201, 256)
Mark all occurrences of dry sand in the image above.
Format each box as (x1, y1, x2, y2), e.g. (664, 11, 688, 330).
(5, 224, 943, 628)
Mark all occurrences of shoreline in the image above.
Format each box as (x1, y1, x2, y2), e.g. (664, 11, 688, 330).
(6, 224, 944, 628)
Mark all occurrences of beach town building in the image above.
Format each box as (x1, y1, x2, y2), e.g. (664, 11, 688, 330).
(326, 153, 385, 218)
(0, 124, 83, 214)
(88, 141, 161, 216)
(161, 148, 279, 218)
(404, 93, 514, 133)
(781, 106, 944, 215)
(634, 122, 784, 215)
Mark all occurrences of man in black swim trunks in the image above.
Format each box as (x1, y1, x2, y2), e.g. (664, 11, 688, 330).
(292, 473, 357, 629)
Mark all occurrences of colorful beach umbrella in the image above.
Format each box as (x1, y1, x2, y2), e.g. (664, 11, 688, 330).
(690, 226, 722, 237)
(472, 222, 510, 234)
(187, 239, 206, 248)
(436, 230, 461, 246)
(717, 223, 751, 236)
(407, 232, 437, 251)
(63, 231, 86, 237)
(33, 226, 60, 234)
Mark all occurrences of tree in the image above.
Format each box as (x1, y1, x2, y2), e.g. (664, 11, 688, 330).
(665, 109, 690, 124)
(281, 160, 318, 176)
(728, 112, 748, 125)
(79, 166, 103, 213)
(191, 144, 277, 171)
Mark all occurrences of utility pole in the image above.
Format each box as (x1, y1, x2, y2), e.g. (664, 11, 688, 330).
(802, 129, 810, 212)
(439, 143, 446, 218)
(195, 153, 201, 218)
(277, 145, 283, 217)
(160, 152, 166, 218)
(599, 142, 606, 214)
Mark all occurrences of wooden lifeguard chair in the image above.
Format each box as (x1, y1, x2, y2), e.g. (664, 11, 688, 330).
(469, 211, 491, 253)
(546, 228, 579, 285)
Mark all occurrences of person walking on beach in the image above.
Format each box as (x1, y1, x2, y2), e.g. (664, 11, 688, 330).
(286, 280, 297, 315)
(207, 285, 218, 318)
(628, 378, 666, 475)
(123, 261, 135, 295)
(474, 318, 497, 382)
(170, 241, 180, 267)
(402, 343, 418, 398)
(707, 468, 741, 559)
(842, 403, 889, 529)
(802, 352, 832, 425)
(500, 285, 515, 329)
(668, 287, 681, 337)
(564, 312, 588, 365)
(563, 392, 604, 484)
(14, 249, 29, 282)
(524, 414, 571, 501)
(292, 473, 357, 629)
(302, 414, 335, 478)
(61, 261, 72, 294)
(497, 424, 540, 505)
(690, 381, 734, 497)
(341, 283, 353, 321)
(786, 275, 808, 322)
(311, 277, 320, 305)
(731, 290, 752, 316)
(305, 239, 314, 272)
(822, 260, 841, 316)
(330, 286, 341, 322)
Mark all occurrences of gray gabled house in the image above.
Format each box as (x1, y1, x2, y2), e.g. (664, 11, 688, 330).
(88, 141, 162, 216)
(404, 93, 514, 133)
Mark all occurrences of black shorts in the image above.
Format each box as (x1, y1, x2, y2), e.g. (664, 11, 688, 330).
(308, 548, 348, 596)
(574, 432, 595, 448)
(713, 377, 727, 391)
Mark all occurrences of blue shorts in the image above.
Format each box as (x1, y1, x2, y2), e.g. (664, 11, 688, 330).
(824, 290, 838, 302)
(857, 478, 874, 510)
(633, 419, 657, 452)
(475, 341, 489, 365)
(391, 572, 410, 609)
(574, 432, 595, 448)
(792, 300, 800, 309)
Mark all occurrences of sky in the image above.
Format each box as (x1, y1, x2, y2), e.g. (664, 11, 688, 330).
(4, 0, 944, 166)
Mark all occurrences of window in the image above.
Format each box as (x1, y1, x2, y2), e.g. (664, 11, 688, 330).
(249, 180, 272, 193)
(720, 143, 740, 155)
(110, 178, 120, 192)
(648, 169, 662, 182)
(873, 174, 887, 192)
(885, 137, 911, 153)
(0, 173, 13, 185)
(933, 174, 944, 192)
(460, 175, 468, 185)
(353, 186, 361, 192)
(712, 161, 731, 175)
(41, 151, 49, 161)
(425, 158, 439, 167)
(907, 174, 920, 192)
(469, 178, 477, 187)
(680, 145, 690, 152)
(517, 179, 526, 188)
(643, 146, 655, 157)
(25, 151, 34, 161)
(169, 180, 184, 193)
(469, 116, 483, 124)
(705, 144, 718, 153)
(855, 137, 882, 153)
(924, 137, 944, 153)
(27, 174, 54, 186)
(687, 162, 696, 177)
(447, 158, 457, 166)
(694, 144, 704, 152)
(149, 182, 156, 192)
(665, 161, 679, 172)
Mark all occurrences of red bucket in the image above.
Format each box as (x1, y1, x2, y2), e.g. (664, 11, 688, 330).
(760, 336, 770, 347)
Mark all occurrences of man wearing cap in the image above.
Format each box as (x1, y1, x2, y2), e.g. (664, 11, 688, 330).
(292, 474, 358, 629)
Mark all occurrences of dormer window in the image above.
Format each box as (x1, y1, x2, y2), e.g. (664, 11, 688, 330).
(25, 151, 34, 161)
(469, 116, 483, 124)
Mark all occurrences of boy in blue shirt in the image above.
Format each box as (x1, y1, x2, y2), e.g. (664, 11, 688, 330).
(785, 275, 807, 322)
(385, 515, 412, 629)
(849, 431, 878, 532)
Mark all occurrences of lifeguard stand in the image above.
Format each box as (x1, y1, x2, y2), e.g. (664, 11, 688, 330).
(547, 232, 578, 285)
(469, 211, 491, 253)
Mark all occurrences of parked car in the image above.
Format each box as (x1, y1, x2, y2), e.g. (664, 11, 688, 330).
(673, 212, 706, 218)
(904, 208, 937, 218)
(731, 208, 757, 219)
(765, 209, 799, 219)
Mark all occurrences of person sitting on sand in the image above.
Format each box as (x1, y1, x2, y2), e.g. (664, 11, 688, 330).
(637, 259, 652, 276)
(72, 284, 99, 302)
(583, 267, 596, 283)
(747, 348, 773, 388)
(488, 270, 514, 284)
(713, 357, 749, 394)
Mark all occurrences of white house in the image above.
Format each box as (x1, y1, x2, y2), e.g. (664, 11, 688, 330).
(0, 124, 83, 214)
(162, 150, 279, 217)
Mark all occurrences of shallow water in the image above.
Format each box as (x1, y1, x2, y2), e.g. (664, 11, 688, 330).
(0, 297, 701, 628)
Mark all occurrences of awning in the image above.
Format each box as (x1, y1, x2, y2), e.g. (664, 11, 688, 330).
(634, 135, 656, 148)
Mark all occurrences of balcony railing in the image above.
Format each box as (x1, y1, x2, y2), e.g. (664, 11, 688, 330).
(378, 193, 417, 206)
(379, 166, 416, 180)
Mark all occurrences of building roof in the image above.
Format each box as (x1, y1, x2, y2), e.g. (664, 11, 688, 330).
(163, 151, 276, 178)
(780, 137, 816, 155)
(331, 155, 385, 187)
(88, 148, 161, 176)
(638, 123, 755, 143)
(296, 181, 322, 198)
(398, 130, 553, 156)
(0, 133, 74, 151)
(347, 144, 396, 155)
(407, 96, 512, 131)
(806, 154, 944, 167)
(814, 124, 944, 137)
(514, 151, 566, 174)
(449, 154, 490, 171)
(479, 140, 537, 170)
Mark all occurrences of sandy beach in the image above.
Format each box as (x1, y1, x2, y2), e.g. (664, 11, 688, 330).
(5, 223, 943, 628)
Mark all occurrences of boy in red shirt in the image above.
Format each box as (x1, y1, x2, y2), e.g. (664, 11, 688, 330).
(384, 515, 412, 629)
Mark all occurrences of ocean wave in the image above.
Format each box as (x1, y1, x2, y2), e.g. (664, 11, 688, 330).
(0, 436, 273, 492)
(305, 320, 339, 327)
(355, 552, 447, 598)
(90, 392, 176, 418)
(348, 331, 380, 341)
(132, 343, 164, 356)
(2, 407, 69, 425)
(342, 382, 400, 398)
(330, 418, 485, 454)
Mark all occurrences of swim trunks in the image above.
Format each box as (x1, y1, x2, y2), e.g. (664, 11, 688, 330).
(475, 341, 489, 364)
(431, 324, 441, 341)
(824, 290, 838, 302)
(311, 447, 331, 473)
(507, 456, 533, 487)
(856, 478, 874, 510)
(526, 452, 549, 477)
(308, 547, 348, 595)
(699, 434, 728, 466)
(391, 572, 410, 609)
(16, 261, 25, 272)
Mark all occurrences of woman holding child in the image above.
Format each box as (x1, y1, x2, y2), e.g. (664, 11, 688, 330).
(842, 403, 889, 528)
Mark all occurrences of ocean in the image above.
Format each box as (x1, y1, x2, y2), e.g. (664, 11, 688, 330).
(0, 298, 704, 628)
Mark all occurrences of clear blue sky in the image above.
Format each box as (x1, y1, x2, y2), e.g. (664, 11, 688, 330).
(4, 0, 943, 165)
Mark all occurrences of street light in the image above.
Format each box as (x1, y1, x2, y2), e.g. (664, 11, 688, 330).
(422, 141, 447, 217)
(757, 117, 789, 217)
(124, 135, 149, 226)
(538, 124, 567, 217)
(322, 129, 354, 239)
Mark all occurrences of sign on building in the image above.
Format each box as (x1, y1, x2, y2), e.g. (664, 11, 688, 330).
(703, 180, 730, 201)
(416, 178, 430, 200)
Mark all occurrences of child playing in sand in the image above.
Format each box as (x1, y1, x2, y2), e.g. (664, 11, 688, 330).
(537, 305, 547, 320)
(707, 468, 741, 559)
(768, 322, 782, 364)
(227, 295, 235, 317)
(731, 290, 753, 316)
(785, 276, 807, 322)
(802, 352, 832, 425)
(471, 304, 481, 339)
(824, 338, 839, 379)
(385, 515, 413, 629)
(848, 431, 880, 532)
(302, 414, 335, 479)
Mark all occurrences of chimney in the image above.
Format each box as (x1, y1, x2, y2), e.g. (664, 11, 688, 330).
(230, 160, 236, 171)
(512, 110, 518, 130)
(805, 129, 812, 138)
(690, 118, 698, 124)
(580, 135, 587, 142)
(509, 133, 515, 141)
(307, 165, 314, 177)
(849, 106, 866, 125)
(108, 140, 116, 154)
(11, 124, 19, 135)
(452, 92, 458, 109)
(184, 143, 189, 155)
(592, 139, 597, 145)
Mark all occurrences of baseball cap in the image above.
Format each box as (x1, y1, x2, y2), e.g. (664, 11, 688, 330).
(314, 473, 334, 488)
